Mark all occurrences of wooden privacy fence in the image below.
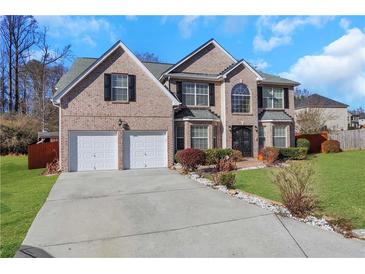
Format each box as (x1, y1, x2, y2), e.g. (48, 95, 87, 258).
(28, 142, 59, 169)
(329, 129, 365, 151)
(295, 132, 328, 153)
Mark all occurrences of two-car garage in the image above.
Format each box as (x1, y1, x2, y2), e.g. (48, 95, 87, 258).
(69, 131, 167, 172)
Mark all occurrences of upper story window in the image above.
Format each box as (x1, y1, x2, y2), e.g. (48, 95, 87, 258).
(111, 74, 128, 101)
(182, 82, 209, 106)
(263, 87, 284, 109)
(231, 84, 250, 113)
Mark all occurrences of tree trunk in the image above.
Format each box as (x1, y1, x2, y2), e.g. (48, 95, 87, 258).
(7, 16, 13, 112)
(14, 49, 19, 112)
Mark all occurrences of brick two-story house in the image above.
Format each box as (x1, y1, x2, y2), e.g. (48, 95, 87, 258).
(53, 39, 299, 172)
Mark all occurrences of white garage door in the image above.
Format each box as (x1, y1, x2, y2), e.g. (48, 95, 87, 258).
(124, 131, 167, 169)
(69, 131, 118, 172)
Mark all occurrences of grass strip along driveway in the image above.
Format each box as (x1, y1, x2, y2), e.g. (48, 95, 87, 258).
(235, 151, 365, 229)
(0, 156, 58, 257)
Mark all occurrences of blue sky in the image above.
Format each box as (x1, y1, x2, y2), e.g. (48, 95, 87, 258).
(36, 15, 365, 109)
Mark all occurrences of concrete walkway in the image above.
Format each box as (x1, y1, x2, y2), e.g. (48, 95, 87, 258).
(17, 169, 365, 257)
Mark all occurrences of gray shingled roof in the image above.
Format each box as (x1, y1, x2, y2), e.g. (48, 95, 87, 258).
(295, 93, 348, 109)
(175, 108, 220, 120)
(259, 110, 293, 121)
(54, 58, 173, 98)
(258, 72, 300, 86)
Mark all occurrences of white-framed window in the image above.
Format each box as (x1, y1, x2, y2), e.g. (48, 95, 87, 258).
(175, 126, 185, 151)
(112, 74, 128, 101)
(182, 82, 209, 106)
(273, 125, 287, 148)
(231, 83, 250, 113)
(191, 125, 208, 150)
(212, 125, 217, 148)
(263, 87, 284, 109)
(258, 125, 265, 149)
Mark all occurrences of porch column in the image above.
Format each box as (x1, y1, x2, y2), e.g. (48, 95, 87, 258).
(184, 121, 191, 148)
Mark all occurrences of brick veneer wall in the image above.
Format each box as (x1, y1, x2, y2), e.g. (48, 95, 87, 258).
(60, 47, 174, 171)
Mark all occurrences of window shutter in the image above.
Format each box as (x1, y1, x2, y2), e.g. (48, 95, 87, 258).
(128, 74, 136, 102)
(176, 81, 182, 102)
(104, 74, 111, 101)
(284, 88, 289, 108)
(209, 83, 215, 106)
(257, 86, 263, 108)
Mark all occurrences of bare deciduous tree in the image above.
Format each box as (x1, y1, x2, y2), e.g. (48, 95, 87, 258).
(295, 108, 337, 134)
(135, 52, 160, 62)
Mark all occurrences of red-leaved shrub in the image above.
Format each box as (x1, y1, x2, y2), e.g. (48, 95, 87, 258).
(321, 140, 341, 153)
(263, 147, 280, 165)
(175, 148, 205, 172)
(216, 157, 236, 172)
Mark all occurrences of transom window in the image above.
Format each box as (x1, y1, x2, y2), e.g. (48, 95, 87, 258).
(175, 126, 185, 151)
(263, 87, 284, 109)
(273, 125, 287, 148)
(231, 84, 250, 113)
(182, 82, 209, 106)
(191, 125, 208, 150)
(112, 74, 128, 101)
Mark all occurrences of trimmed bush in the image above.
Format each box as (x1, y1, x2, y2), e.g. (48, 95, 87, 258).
(280, 147, 308, 160)
(321, 140, 341, 153)
(204, 148, 233, 165)
(296, 138, 310, 150)
(272, 162, 317, 218)
(263, 147, 280, 165)
(175, 148, 205, 172)
(212, 172, 236, 188)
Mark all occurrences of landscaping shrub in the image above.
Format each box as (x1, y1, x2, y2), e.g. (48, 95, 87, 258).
(204, 148, 233, 165)
(279, 147, 308, 160)
(272, 162, 317, 218)
(175, 148, 205, 172)
(321, 140, 341, 153)
(216, 157, 236, 172)
(263, 147, 280, 165)
(212, 172, 236, 188)
(42, 159, 60, 176)
(296, 138, 310, 151)
(231, 149, 244, 162)
(0, 114, 40, 155)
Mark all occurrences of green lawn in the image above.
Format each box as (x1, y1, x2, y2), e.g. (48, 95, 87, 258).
(0, 156, 58, 257)
(235, 150, 365, 229)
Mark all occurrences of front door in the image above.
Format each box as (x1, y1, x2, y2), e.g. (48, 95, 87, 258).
(232, 126, 253, 157)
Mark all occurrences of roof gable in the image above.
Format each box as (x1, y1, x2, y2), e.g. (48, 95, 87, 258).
(160, 39, 236, 79)
(53, 41, 180, 106)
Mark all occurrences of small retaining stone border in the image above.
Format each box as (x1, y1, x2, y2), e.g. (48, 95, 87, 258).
(186, 172, 335, 233)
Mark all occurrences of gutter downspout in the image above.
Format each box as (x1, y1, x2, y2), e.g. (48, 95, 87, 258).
(51, 98, 62, 171)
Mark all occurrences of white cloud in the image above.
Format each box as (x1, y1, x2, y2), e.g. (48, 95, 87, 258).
(339, 18, 351, 30)
(253, 16, 333, 52)
(36, 16, 120, 45)
(125, 16, 138, 21)
(251, 59, 270, 70)
(82, 35, 97, 47)
(178, 16, 199, 39)
(281, 28, 365, 106)
(221, 16, 247, 34)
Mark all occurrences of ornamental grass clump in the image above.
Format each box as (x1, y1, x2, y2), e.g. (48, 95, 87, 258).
(272, 162, 318, 218)
(212, 172, 236, 189)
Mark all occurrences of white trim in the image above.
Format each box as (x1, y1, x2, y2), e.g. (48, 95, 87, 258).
(259, 119, 292, 123)
(159, 39, 236, 80)
(111, 73, 129, 101)
(53, 41, 180, 106)
(221, 81, 227, 148)
(220, 60, 263, 81)
(174, 118, 220, 122)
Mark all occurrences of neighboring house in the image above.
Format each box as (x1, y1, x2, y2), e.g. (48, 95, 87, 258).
(295, 94, 349, 131)
(52, 39, 299, 172)
(359, 113, 365, 127)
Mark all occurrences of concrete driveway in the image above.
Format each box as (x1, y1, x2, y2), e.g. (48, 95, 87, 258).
(17, 169, 364, 258)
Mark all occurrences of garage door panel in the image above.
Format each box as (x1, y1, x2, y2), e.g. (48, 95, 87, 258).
(124, 131, 167, 169)
(70, 131, 118, 172)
